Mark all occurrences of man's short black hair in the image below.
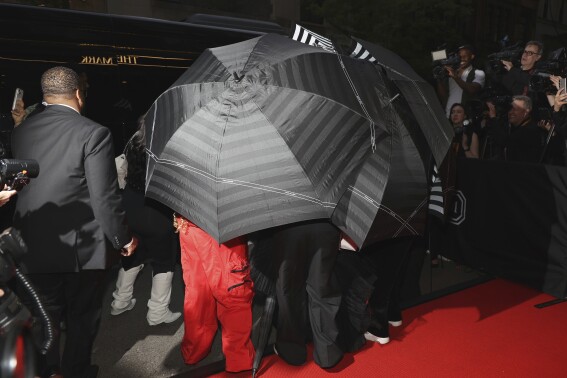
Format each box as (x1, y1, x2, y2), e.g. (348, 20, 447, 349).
(458, 44, 476, 55)
(41, 66, 79, 99)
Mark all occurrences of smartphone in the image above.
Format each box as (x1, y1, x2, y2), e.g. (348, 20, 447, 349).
(560, 78, 567, 93)
(12, 88, 24, 110)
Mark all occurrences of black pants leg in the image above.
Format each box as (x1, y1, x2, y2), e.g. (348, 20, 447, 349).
(305, 223, 343, 368)
(61, 269, 105, 377)
(274, 221, 342, 368)
(362, 237, 414, 338)
(22, 270, 105, 378)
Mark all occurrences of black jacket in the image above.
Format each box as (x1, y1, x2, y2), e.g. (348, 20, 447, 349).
(12, 105, 131, 273)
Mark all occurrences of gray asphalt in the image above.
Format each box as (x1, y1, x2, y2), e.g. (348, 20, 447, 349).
(92, 264, 248, 378)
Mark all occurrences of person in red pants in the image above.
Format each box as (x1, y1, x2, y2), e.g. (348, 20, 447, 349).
(174, 215, 255, 373)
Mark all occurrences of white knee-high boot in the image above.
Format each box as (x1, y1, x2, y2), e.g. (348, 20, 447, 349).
(111, 264, 144, 315)
(147, 271, 182, 325)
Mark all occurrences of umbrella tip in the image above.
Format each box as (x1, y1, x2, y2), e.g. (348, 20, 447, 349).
(252, 368, 257, 378)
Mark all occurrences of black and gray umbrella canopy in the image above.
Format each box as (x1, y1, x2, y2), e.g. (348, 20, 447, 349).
(332, 38, 453, 248)
(332, 68, 429, 248)
(144, 33, 391, 243)
(352, 38, 453, 166)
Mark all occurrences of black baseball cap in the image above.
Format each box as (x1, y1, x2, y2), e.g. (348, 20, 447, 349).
(457, 44, 476, 54)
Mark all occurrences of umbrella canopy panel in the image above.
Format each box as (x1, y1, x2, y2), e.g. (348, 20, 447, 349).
(332, 69, 428, 248)
(145, 34, 392, 243)
(353, 38, 453, 166)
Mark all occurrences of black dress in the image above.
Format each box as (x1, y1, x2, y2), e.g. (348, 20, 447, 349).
(120, 146, 177, 274)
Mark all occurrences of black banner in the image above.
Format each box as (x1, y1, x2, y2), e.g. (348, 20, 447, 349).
(445, 159, 567, 298)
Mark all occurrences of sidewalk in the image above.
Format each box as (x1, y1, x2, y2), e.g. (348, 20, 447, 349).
(92, 250, 486, 377)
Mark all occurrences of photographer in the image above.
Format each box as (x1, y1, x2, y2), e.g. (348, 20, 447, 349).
(436, 44, 486, 117)
(449, 103, 479, 159)
(484, 95, 561, 163)
(501, 41, 543, 95)
(540, 76, 567, 165)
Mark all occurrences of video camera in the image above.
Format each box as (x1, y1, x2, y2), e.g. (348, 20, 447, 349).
(529, 47, 567, 93)
(431, 49, 461, 80)
(0, 227, 53, 378)
(0, 159, 39, 191)
(466, 87, 514, 123)
(486, 41, 524, 76)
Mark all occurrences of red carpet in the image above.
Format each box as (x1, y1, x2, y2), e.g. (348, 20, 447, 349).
(211, 279, 567, 377)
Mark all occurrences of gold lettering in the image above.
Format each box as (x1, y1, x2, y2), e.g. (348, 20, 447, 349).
(117, 55, 138, 65)
(79, 56, 114, 65)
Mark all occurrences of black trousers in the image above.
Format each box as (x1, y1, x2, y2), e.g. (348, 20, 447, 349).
(18, 269, 106, 378)
(273, 221, 343, 368)
(361, 236, 415, 338)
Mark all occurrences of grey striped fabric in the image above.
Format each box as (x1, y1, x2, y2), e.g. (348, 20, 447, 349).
(350, 38, 453, 167)
(349, 40, 377, 63)
(291, 24, 336, 53)
(144, 33, 388, 243)
(332, 64, 428, 248)
(329, 37, 454, 248)
(428, 164, 444, 218)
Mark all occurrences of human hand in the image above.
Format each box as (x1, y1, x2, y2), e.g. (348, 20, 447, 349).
(486, 101, 497, 118)
(538, 119, 553, 132)
(121, 236, 138, 257)
(501, 60, 513, 71)
(550, 75, 562, 91)
(11, 99, 25, 126)
(0, 187, 17, 207)
(554, 88, 567, 111)
(444, 66, 456, 78)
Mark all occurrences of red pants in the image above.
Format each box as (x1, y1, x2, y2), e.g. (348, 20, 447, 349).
(178, 220, 255, 372)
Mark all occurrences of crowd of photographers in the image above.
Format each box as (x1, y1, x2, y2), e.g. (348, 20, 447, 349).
(435, 40, 567, 164)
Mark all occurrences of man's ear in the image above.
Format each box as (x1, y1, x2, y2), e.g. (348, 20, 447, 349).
(75, 89, 84, 110)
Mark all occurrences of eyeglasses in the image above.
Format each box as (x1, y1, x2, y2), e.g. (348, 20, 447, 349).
(522, 50, 540, 57)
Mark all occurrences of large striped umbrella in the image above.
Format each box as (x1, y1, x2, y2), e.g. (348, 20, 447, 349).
(331, 39, 453, 248)
(143, 33, 390, 243)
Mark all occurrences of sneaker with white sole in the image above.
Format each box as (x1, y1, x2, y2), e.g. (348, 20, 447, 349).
(388, 320, 402, 327)
(364, 331, 390, 345)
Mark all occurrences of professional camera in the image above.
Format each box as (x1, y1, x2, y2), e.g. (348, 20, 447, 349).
(453, 118, 474, 137)
(0, 159, 39, 191)
(529, 47, 567, 93)
(478, 86, 514, 107)
(431, 48, 461, 80)
(486, 41, 524, 76)
(0, 228, 53, 378)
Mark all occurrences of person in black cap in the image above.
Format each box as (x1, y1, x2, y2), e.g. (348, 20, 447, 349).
(436, 44, 485, 117)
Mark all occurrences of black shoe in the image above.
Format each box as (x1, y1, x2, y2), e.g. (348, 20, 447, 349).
(273, 343, 306, 366)
(83, 365, 99, 378)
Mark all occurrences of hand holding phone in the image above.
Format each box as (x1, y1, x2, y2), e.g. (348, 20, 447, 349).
(12, 88, 24, 111)
(559, 78, 567, 93)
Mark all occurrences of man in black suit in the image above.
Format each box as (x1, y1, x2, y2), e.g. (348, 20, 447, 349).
(11, 66, 138, 378)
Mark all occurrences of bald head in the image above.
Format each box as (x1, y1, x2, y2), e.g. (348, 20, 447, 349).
(41, 66, 79, 100)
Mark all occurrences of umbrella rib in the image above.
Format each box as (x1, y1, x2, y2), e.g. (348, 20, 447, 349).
(392, 199, 428, 237)
(346, 186, 419, 235)
(333, 52, 377, 151)
(375, 63, 446, 135)
(146, 151, 336, 208)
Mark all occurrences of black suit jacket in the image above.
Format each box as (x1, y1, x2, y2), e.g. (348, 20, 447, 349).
(11, 105, 131, 273)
